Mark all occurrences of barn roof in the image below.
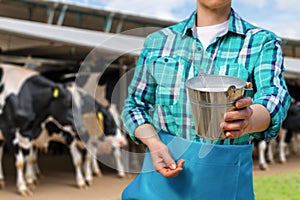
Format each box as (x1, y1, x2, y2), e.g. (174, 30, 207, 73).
(0, 16, 144, 59)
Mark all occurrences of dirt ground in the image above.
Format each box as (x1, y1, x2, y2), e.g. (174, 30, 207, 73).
(1, 150, 299, 200)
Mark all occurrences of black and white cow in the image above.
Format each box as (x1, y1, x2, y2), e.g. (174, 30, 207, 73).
(257, 101, 300, 170)
(55, 82, 127, 178)
(23, 87, 127, 191)
(25, 116, 90, 190)
(0, 64, 83, 196)
(276, 101, 300, 162)
(90, 102, 127, 178)
(19, 82, 93, 192)
(60, 89, 127, 178)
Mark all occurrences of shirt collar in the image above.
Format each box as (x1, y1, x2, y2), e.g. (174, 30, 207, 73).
(182, 10, 196, 37)
(182, 8, 247, 37)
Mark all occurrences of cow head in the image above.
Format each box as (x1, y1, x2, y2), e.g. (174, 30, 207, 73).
(48, 84, 77, 133)
(104, 104, 127, 147)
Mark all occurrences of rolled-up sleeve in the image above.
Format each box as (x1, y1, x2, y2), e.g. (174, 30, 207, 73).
(121, 37, 157, 143)
(251, 35, 291, 140)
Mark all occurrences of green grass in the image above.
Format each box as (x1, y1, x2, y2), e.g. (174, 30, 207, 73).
(254, 171, 300, 200)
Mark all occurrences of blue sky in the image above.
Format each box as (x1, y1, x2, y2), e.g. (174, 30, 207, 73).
(54, 0, 300, 40)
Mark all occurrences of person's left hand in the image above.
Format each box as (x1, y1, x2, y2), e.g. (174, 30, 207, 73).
(220, 97, 253, 138)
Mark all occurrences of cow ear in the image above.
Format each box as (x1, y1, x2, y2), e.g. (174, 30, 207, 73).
(52, 87, 60, 98)
(97, 112, 104, 120)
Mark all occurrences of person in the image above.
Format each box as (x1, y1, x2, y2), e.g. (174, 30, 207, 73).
(121, 0, 291, 199)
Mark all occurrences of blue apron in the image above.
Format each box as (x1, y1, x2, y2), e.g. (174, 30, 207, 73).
(122, 131, 255, 200)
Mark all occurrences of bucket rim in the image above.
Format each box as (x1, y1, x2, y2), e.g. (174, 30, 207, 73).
(185, 74, 246, 91)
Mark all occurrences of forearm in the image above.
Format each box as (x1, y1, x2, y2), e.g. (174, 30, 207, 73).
(134, 123, 161, 148)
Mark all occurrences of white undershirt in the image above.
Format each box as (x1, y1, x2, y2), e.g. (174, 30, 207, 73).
(193, 20, 229, 51)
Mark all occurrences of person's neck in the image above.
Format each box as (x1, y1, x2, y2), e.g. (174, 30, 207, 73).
(196, 3, 231, 27)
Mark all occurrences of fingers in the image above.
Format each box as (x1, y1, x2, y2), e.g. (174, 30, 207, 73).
(157, 159, 185, 178)
(148, 140, 185, 178)
(152, 148, 176, 170)
(224, 106, 253, 121)
(221, 117, 251, 138)
(177, 159, 185, 168)
(235, 97, 252, 109)
(221, 97, 253, 138)
(163, 151, 177, 170)
(157, 166, 182, 178)
(225, 130, 243, 138)
(221, 119, 248, 131)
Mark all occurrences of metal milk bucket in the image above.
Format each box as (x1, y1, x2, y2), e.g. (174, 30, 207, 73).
(186, 75, 252, 139)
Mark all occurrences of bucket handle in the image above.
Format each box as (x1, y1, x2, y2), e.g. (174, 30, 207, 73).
(225, 82, 253, 98)
(245, 82, 253, 90)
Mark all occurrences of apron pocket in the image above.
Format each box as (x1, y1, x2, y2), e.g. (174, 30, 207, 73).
(146, 158, 239, 200)
(149, 161, 194, 200)
(187, 161, 239, 200)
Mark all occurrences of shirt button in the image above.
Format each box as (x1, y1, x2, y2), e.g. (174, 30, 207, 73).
(164, 58, 169, 62)
(197, 47, 201, 51)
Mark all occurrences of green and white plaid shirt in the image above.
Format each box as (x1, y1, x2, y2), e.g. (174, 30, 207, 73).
(122, 9, 291, 145)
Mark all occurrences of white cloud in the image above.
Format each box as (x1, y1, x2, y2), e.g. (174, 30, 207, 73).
(234, 0, 268, 8)
(275, 0, 300, 11)
(86, 0, 194, 20)
(258, 18, 300, 40)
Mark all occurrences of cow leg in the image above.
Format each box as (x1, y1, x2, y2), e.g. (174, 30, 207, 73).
(266, 139, 275, 164)
(84, 152, 93, 186)
(14, 133, 32, 196)
(0, 139, 5, 189)
(15, 149, 29, 196)
(25, 147, 38, 189)
(15, 148, 33, 196)
(32, 148, 41, 178)
(69, 140, 86, 189)
(83, 142, 93, 186)
(91, 144, 102, 177)
(103, 136, 126, 178)
(279, 128, 287, 163)
(258, 140, 268, 170)
(292, 133, 300, 155)
(112, 146, 125, 178)
(284, 129, 294, 156)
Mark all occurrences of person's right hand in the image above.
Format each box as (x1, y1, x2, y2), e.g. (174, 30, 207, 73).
(134, 124, 185, 178)
(148, 139, 185, 178)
